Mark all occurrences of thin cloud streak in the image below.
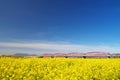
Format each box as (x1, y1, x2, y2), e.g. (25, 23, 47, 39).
(0, 42, 120, 54)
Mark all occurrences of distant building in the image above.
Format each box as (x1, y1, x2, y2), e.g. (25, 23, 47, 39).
(111, 54, 120, 58)
(85, 52, 111, 58)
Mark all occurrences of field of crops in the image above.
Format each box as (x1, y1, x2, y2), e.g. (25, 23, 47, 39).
(0, 57, 120, 80)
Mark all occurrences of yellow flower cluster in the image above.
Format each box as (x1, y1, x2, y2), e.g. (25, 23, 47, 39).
(0, 57, 120, 80)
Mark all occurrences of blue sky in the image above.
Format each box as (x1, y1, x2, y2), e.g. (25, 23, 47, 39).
(0, 0, 120, 54)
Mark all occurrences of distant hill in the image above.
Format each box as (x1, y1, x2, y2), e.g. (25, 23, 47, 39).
(14, 53, 37, 56)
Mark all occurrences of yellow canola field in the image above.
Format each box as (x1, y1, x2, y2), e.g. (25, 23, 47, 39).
(0, 58, 120, 80)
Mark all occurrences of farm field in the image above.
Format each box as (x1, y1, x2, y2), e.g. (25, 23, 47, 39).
(0, 57, 120, 80)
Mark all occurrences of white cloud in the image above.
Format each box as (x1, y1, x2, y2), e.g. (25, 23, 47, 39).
(0, 41, 120, 55)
